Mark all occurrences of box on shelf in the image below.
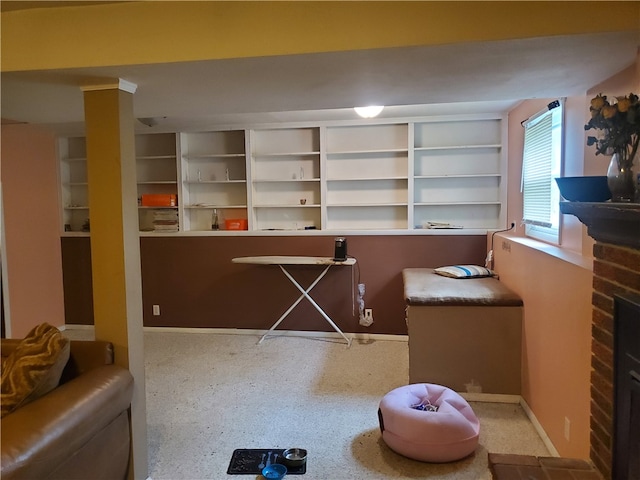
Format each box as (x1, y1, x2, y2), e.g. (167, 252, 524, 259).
(141, 194, 177, 207)
(225, 219, 248, 230)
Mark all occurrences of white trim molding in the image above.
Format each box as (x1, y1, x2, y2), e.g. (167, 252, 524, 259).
(520, 396, 560, 457)
(81, 78, 137, 94)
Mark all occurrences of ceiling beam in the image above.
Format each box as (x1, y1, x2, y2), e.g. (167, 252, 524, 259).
(2, 1, 639, 72)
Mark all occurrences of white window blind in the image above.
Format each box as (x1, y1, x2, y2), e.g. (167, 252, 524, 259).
(521, 100, 563, 242)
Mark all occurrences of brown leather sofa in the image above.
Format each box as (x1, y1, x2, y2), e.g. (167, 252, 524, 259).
(1, 339, 134, 480)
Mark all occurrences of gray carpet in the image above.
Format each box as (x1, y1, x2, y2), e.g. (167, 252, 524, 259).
(64, 328, 550, 479)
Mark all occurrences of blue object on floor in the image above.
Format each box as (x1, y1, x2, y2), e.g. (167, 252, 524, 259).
(262, 463, 287, 479)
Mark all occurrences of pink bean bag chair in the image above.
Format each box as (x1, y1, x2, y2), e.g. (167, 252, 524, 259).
(378, 383, 480, 462)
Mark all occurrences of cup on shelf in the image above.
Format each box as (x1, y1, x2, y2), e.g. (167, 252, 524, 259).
(300, 198, 307, 205)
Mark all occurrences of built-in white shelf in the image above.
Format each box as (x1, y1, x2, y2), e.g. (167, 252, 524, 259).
(137, 181, 178, 185)
(178, 130, 248, 231)
(59, 114, 507, 234)
(414, 144, 501, 151)
(137, 154, 176, 160)
(58, 136, 90, 233)
(185, 204, 247, 209)
(138, 206, 178, 209)
(415, 174, 502, 179)
(327, 202, 408, 207)
(254, 204, 320, 208)
(253, 178, 320, 183)
(326, 148, 409, 155)
(185, 179, 246, 183)
(253, 151, 320, 157)
(185, 153, 246, 159)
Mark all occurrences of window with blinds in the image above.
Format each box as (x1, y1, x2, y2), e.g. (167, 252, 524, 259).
(521, 100, 563, 243)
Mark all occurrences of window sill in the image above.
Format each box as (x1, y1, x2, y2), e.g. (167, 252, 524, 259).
(495, 232, 593, 271)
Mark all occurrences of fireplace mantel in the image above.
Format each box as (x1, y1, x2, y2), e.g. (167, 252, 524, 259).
(560, 202, 640, 249)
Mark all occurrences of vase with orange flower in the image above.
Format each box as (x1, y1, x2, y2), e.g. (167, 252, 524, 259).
(585, 93, 639, 202)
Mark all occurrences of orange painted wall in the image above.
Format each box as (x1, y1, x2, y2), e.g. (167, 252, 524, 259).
(1, 124, 66, 337)
(496, 56, 639, 458)
(494, 237, 593, 458)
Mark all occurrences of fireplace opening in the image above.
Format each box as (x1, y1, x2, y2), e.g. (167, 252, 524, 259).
(613, 294, 640, 480)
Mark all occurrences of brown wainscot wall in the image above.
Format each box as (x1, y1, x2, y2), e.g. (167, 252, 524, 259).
(61, 234, 486, 334)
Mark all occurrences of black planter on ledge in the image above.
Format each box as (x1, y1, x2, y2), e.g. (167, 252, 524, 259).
(555, 176, 611, 203)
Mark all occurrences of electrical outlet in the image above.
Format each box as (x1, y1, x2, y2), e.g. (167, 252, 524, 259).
(364, 308, 373, 321)
(152, 305, 160, 316)
(564, 417, 571, 441)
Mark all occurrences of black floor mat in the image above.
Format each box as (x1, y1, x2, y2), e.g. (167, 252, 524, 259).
(227, 449, 307, 475)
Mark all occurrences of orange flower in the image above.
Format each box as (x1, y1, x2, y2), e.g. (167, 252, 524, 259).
(616, 97, 631, 113)
(601, 105, 617, 119)
(590, 95, 606, 110)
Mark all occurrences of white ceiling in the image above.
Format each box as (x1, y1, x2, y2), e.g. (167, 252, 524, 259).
(1, 30, 638, 134)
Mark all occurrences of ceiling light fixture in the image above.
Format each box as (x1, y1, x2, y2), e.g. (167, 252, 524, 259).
(354, 105, 384, 118)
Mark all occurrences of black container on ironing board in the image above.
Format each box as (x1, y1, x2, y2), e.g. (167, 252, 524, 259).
(334, 237, 347, 261)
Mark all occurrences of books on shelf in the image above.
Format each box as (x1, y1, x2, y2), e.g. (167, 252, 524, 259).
(152, 209, 179, 232)
(422, 222, 464, 229)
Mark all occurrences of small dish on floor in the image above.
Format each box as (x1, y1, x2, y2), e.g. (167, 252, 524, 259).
(262, 463, 287, 479)
(282, 448, 307, 468)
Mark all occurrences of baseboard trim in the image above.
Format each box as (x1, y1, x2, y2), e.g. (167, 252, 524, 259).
(63, 324, 408, 343)
(519, 397, 559, 457)
(459, 391, 559, 457)
(146, 326, 409, 343)
(60, 324, 93, 331)
(460, 392, 521, 403)
(461, 393, 559, 456)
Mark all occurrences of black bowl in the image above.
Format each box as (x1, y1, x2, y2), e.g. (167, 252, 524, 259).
(281, 448, 307, 468)
(555, 176, 611, 202)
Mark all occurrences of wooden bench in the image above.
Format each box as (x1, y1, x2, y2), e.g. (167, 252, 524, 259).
(403, 268, 523, 395)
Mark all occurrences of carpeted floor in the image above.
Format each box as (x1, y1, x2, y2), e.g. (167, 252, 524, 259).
(64, 328, 550, 479)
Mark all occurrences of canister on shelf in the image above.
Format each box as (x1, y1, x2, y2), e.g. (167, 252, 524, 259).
(212, 209, 219, 230)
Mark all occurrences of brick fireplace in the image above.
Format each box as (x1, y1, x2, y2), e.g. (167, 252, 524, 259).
(560, 203, 640, 480)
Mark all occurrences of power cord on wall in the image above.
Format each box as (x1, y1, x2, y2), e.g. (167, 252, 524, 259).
(485, 222, 516, 269)
(347, 254, 373, 327)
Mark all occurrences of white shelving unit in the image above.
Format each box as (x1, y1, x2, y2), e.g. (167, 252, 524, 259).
(179, 130, 247, 231)
(135, 133, 179, 232)
(412, 118, 505, 229)
(249, 127, 321, 231)
(59, 114, 507, 235)
(59, 136, 90, 233)
(324, 123, 409, 230)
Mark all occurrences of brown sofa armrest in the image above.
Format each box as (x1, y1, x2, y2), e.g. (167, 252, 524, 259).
(1, 364, 133, 480)
(60, 340, 114, 383)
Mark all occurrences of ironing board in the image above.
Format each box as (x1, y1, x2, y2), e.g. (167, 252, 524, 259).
(231, 256, 356, 346)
